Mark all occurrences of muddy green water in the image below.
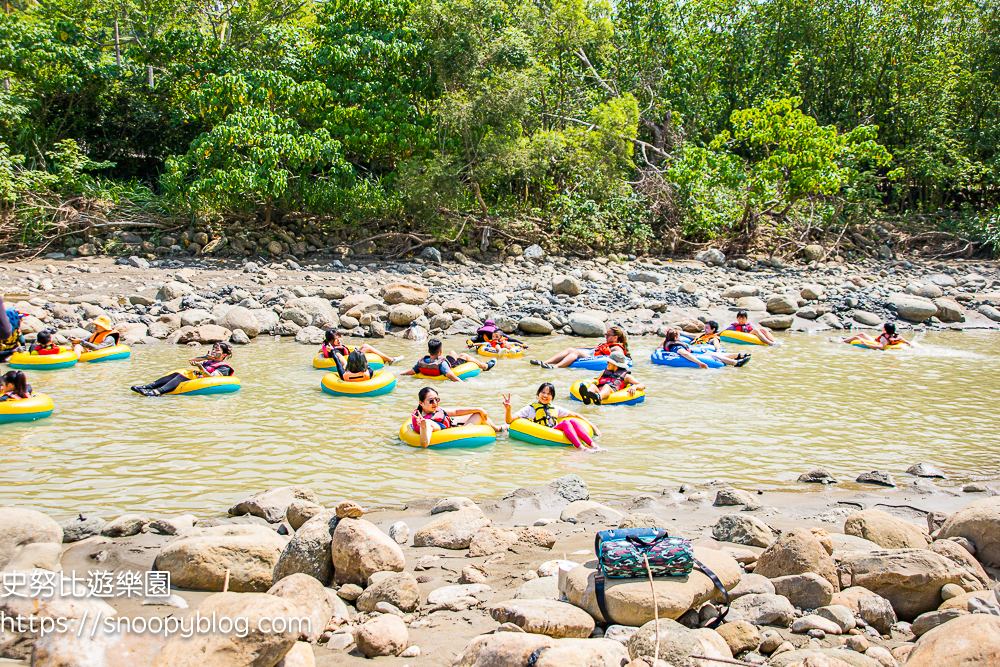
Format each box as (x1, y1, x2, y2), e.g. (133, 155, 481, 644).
(2, 332, 998, 519)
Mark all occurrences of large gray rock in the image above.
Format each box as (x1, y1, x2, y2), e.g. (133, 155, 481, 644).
(156, 281, 193, 301)
(939, 497, 1000, 568)
(388, 303, 424, 326)
(381, 283, 429, 305)
(728, 593, 796, 626)
(356, 572, 420, 613)
(568, 312, 605, 336)
(329, 518, 405, 586)
(272, 510, 337, 585)
(453, 633, 627, 667)
(283, 296, 340, 329)
(101, 514, 149, 537)
(760, 314, 794, 329)
(771, 573, 835, 609)
(229, 486, 318, 524)
(767, 295, 799, 315)
(934, 297, 966, 323)
(0, 508, 63, 570)
(696, 249, 726, 266)
(518, 317, 554, 334)
(413, 507, 492, 549)
(552, 275, 584, 296)
(153, 524, 287, 592)
(266, 573, 332, 641)
(150, 592, 300, 666)
(248, 308, 280, 333)
(721, 285, 760, 298)
(888, 293, 938, 322)
(60, 515, 106, 543)
(928, 539, 991, 590)
(215, 306, 260, 338)
(712, 514, 774, 548)
(489, 599, 596, 638)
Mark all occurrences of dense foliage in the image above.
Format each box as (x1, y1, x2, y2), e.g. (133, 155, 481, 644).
(0, 0, 997, 255)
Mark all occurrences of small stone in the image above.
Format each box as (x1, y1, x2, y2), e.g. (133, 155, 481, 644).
(941, 583, 965, 600)
(399, 645, 420, 658)
(791, 614, 843, 635)
(798, 468, 838, 484)
(335, 501, 364, 518)
(856, 471, 896, 487)
(389, 521, 409, 545)
(337, 584, 363, 601)
(846, 634, 870, 653)
(906, 462, 946, 479)
(758, 629, 782, 654)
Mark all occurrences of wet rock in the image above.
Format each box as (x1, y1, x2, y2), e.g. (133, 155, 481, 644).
(285, 500, 323, 531)
(560, 501, 626, 524)
(101, 514, 149, 537)
(755, 527, 839, 589)
(939, 497, 1000, 567)
(216, 306, 260, 337)
(772, 573, 835, 610)
(839, 549, 973, 620)
(356, 572, 420, 613)
(563, 550, 740, 626)
(844, 509, 929, 549)
(489, 599, 596, 638)
(518, 316, 554, 334)
(389, 521, 409, 545)
(272, 510, 337, 585)
(413, 506, 492, 549)
(798, 469, 838, 484)
(712, 514, 774, 548)
(889, 293, 938, 322)
(267, 573, 332, 641)
(329, 518, 405, 586)
(60, 515, 106, 543)
(432, 497, 477, 514)
(469, 527, 520, 557)
(229, 486, 318, 524)
(150, 592, 299, 666)
(855, 471, 896, 487)
(730, 573, 775, 599)
(154, 524, 287, 592)
(928, 539, 991, 590)
(907, 462, 946, 479)
(903, 614, 1000, 666)
(148, 514, 197, 536)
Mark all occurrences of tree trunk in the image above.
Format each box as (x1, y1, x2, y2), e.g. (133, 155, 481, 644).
(114, 21, 121, 68)
(147, 65, 154, 87)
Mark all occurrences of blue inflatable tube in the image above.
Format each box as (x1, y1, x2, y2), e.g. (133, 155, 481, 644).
(650, 348, 725, 368)
(568, 353, 633, 371)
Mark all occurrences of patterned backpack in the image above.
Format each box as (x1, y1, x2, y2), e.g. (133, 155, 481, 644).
(594, 528, 730, 627)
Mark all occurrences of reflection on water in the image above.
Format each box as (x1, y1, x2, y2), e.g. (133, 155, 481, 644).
(2, 331, 999, 519)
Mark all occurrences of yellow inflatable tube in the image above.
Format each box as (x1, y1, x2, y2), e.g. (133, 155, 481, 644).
(850, 340, 905, 351)
(0, 393, 54, 423)
(321, 370, 396, 397)
(508, 417, 594, 447)
(467, 340, 524, 358)
(313, 350, 384, 370)
(719, 330, 766, 346)
(412, 361, 481, 381)
(162, 369, 241, 396)
(398, 422, 496, 449)
(9, 350, 78, 370)
(79, 344, 131, 363)
(569, 379, 645, 406)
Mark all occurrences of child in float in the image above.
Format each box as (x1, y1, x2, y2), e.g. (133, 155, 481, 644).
(27, 330, 61, 355)
(577, 350, 644, 405)
(0, 296, 25, 362)
(0, 370, 32, 401)
(401, 338, 495, 382)
(71, 315, 120, 357)
(320, 329, 397, 375)
(726, 311, 777, 345)
(503, 382, 604, 451)
(469, 320, 526, 351)
(837, 322, 911, 349)
(131, 343, 235, 396)
(531, 326, 630, 369)
(686, 322, 752, 367)
(341, 349, 374, 382)
(411, 386, 500, 448)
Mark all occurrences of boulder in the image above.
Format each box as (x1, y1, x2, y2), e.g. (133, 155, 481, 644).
(514, 576, 559, 600)
(713, 487, 760, 508)
(736, 296, 767, 311)
(282, 296, 340, 328)
(285, 500, 323, 531)
(728, 593, 797, 626)
(839, 549, 974, 620)
(381, 283, 429, 305)
(388, 303, 424, 326)
(712, 514, 774, 548)
(696, 249, 726, 266)
(60, 515, 106, 543)
(853, 310, 882, 326)
(771, 573, 835, 609)
(755, 527, 839, 590)
(0, 509, 62, 571)
(249, 308, 281, 333)
(938, 497, 1000, 568)
(568, 312, 605, 337)
(453, 634, 627, 667)
(518, 317, 554, 334)
(468, 527, 520, 557)
(844, 509, 929, 549)
(148, 515, 197, 536)
(928, 539, 991, 589)
(760, 314, 795, 330)
(907, 462, 946, 478)
(329, 518, 405, 586)
(769, 650, 880, 667)
(562, 549, 740, 626)
(215, 306, 261, 338)
(934, 298, 966, 323)
(552, 275, 584, 296)
(804, 245, 825, 261)
(904, 614, 1000, 667)
(101, 514, 149, 537)
(489, 599, 596, 638)
(229, 486, 319, 524)
(721, 285, 761, 298)
(153, 524, 287, 592)
(272, 510, 337, 585)
(912, 609, 969, 637)
(355, 614, 408, 657)
(266, 573, 332, 642)
(156, 281, 193, 301)
(729, 573, 775, 599)
(356, 572, 420, 613)
(150, 592, 301, 666)
(888, 293, 938, 322)
(628, 618, 730, 666)
(559, 501, 626, 524)
(716, 621, 761, 655)
(767, 295, 799, 315)
(413, 507, 492, 549)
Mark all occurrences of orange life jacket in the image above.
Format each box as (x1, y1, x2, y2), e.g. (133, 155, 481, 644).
(89, 329, 120, 345)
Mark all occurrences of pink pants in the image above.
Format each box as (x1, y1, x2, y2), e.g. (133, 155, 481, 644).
(554, 419, 593, 448)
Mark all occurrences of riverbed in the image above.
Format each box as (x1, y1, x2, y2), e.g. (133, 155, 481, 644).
(3, 331, 998, 519)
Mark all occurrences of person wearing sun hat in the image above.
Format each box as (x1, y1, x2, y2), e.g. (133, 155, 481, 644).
(71, 314, 121, 357)
(578, 349, 644, 405)
(469, 318, 526, 350)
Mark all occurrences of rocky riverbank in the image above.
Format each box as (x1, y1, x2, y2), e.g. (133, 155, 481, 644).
(2, 475, 999, 666)
(2, 246, 1000, 351)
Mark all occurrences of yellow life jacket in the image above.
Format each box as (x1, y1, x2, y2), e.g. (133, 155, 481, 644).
(530, 402, 557, 428)
(0, 330, 19, 352)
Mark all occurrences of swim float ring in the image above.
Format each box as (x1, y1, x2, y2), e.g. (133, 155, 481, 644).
(850, 340, 905, 351)
(398, 422, 496, 449)
(321, 370, 396, 397)
(161, 369, 241, 396)
(719, 331, 767, 346)
(508, 417, 595, 447)
(79, 344, 131, 363)
(650, 348, 725, 369)
(0, 394, 54, 423)
(568, 379, 645, 406)
(313, 350, 384, 371)
(412, 361, 481, 381)
(467, 340, 524, 359)
(8, 350, 78, 370)
(568, 354, 633, 372)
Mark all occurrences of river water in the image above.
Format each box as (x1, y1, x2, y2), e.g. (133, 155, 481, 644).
(2, 332, 998, 519)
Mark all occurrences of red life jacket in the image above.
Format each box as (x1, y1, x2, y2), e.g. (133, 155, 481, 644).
(322, 343, 349, 358)
(202, 361, 234, 377)
(32, 343, 60, 356)
(877, 333, 902, 346)
(594, 343, 625, 357)
(412, 408, 451, 431)
(414, 355, 449, 376)
(596, 367, 629, 392)
(730, 322, 754, 333)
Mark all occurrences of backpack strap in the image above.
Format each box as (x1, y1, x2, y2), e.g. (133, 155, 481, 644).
(693, 556, 730, 628)
(594, 570, 614, 625)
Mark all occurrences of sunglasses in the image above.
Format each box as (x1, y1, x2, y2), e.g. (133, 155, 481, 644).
(424, 397, 440, 405)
